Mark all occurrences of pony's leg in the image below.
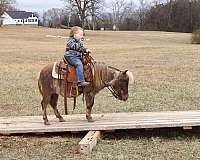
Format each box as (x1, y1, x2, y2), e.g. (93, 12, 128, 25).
(50, 94, 65, 122)
(85, 93, 95, 122)
(41, 97, 50, 125)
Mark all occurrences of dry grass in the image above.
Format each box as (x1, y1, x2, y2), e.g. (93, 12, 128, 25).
(192, 29, 200, 44)
(1, 26, 200, 159)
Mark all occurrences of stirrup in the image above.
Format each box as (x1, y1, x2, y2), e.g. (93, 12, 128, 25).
(70, 84, 79, 97)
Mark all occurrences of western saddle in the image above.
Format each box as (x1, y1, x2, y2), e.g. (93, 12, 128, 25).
(55, 54, 94, 114)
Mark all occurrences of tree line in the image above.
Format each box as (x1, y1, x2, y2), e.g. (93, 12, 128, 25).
(1, 0, 200, 33)
(0, 0, 16, 16)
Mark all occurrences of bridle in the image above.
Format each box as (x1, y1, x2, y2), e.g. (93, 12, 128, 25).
(102, 66, 122, 100)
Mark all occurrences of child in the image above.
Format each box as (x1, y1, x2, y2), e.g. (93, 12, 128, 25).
(64, 26, 91, 86)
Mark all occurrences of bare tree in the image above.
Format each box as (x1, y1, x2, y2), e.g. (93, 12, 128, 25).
(108, 0, 133, 30)
(43, 8, 65, 28)
(137, 0, 151, 30)
(144, 0, 200, 32)
(99, 0, 137, 30)
(90, 0, 104, 30)
(0, 0, 16, 16)
(121, 1, 138, 30)
(166, 0, 173, 30)
(62, 0, 91, 28)
(62, 0, 103, 29)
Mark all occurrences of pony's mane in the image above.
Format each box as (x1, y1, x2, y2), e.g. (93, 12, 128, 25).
(93, 62, 113, 89)
(93, 62, 134, 89)
(126, 70, 134, 84)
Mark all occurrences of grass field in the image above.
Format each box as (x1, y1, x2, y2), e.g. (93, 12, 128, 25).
(1, 26, 200, 159)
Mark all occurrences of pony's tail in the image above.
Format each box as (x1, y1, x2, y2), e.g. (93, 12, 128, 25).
(126, 71, 134, 84)
(38, 72, 43, 96)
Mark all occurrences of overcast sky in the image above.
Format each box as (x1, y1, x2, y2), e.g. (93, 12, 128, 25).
(16, 0, 65, 15)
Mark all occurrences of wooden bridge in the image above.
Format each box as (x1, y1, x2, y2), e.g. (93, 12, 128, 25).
(1, 110, 200, 134)
(1, 110, 200, 154)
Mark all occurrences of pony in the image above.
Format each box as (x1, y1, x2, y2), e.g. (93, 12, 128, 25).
(38, 62, 134, 125)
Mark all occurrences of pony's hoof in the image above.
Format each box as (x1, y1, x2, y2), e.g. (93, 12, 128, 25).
(59, 118, 66, 122)
(87, 118, 94, 123)
(44, 121, 50, 125)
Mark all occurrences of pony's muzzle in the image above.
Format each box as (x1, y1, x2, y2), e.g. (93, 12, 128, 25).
(122, 95, 128, 101)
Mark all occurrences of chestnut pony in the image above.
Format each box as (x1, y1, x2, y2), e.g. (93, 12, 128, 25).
(38, 62, 134, 125)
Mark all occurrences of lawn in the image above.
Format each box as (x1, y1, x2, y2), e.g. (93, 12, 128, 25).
(1, 26, 200, 159)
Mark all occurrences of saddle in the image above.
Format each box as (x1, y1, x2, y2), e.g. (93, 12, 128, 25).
(53, 58, 93, 83)
(55, 60, 77, 82)
(52, 55, 94, 114)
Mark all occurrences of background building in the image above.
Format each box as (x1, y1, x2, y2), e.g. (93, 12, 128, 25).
(1, 11, 38, 25)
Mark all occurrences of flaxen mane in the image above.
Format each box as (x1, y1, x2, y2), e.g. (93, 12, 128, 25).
(93, 62, 134, 89)
(93, 62, 112, 90)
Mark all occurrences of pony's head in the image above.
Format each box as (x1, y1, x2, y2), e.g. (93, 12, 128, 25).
(106, 70, 134, 101)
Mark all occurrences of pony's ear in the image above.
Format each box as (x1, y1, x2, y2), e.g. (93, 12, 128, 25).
(122, 70, 128, 75)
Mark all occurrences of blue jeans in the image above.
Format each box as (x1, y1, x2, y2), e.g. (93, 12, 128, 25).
(64, 54, 84, 82)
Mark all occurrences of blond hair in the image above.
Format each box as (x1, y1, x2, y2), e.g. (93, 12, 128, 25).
(69, 26, 83, 37)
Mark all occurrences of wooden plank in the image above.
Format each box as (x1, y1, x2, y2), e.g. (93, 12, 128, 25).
(0, 111, 200, 134)
(78, 131, 101, 154)
(145, 128, 153, 131)
(183, 126, 193, 130)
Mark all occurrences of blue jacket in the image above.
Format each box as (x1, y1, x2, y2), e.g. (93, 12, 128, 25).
(64, 37, 87, 57)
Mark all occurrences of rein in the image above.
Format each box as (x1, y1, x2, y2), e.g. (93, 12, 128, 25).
(107, 85, 120, 99)
(100, 66, 121, 99)
(108, 66, 121, 72)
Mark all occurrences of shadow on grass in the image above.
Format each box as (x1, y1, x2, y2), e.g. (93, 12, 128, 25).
(102, 127, 200, 140)
(0, 131, 88, 139)
(2, 127, 200, 140)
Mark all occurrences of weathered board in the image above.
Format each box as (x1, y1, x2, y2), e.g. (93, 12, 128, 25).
(1, 111, 200, 134)
(78, 131, 101, 154)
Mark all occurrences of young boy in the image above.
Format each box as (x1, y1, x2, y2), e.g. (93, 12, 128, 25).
(64, 26, 91, 86)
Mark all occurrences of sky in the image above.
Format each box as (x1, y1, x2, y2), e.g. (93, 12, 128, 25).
(15, 0, 153, 17)
(16, 0, 65, 15)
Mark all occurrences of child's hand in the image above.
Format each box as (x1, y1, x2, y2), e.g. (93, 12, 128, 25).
(86, 49, 92, 54)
